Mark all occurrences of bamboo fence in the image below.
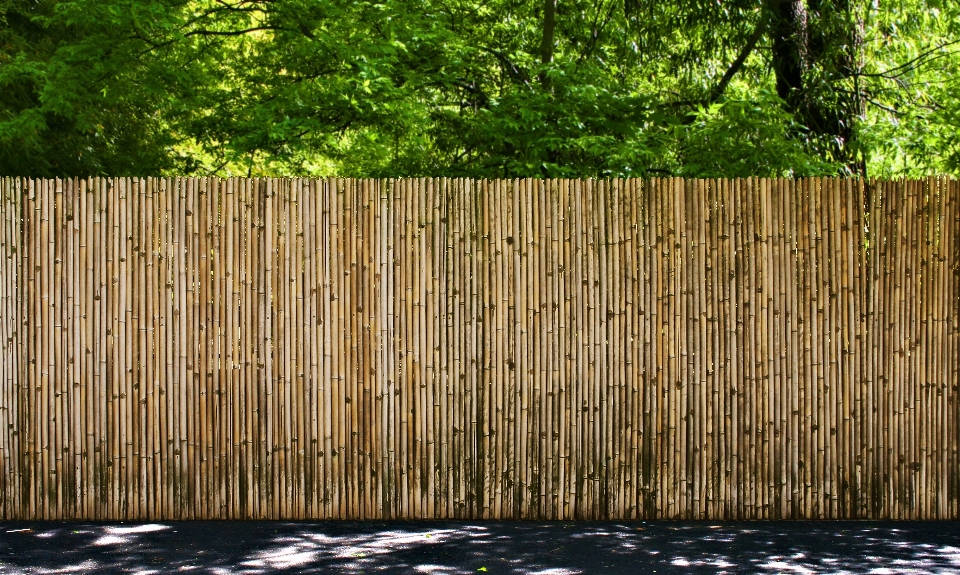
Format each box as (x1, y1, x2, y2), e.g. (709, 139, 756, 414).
(0, 176, 957, 520)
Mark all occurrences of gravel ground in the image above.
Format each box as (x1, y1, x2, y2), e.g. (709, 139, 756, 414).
(1, 520, 958, 574)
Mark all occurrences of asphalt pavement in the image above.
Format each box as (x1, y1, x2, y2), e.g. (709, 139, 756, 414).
(1, 520, 958, 574)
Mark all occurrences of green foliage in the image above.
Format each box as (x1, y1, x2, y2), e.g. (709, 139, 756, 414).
(0, 0, 957, 178)
(679, 95, 839, 178)
(0, 0, 180, 175)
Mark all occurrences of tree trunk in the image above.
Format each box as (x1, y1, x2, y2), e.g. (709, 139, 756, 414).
(766, 0, 865, 175)
(539, 0, 557, 86)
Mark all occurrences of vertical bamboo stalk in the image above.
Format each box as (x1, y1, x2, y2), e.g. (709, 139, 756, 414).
(347, 178, 360, 520)
(933, 177, 950, 518)
(1, 177, 11, 518)
(663, 179, 676, 518)
(769, 177, 781, 519)
(656, 178, 670, 518)
(411, 177, 424, 519)
(294, 178, 306, 519)
(374, 177, 388, 519)
(305, 178, 319, 519)
(295, 177, 307, 518)
(827, 177, 841, 519)
(586, 177, 599, 519)
(117, 177, 131, 520)
(210, 178, 224, 519)
(867, 178, 881, 518)
(67, 178, 80, 518)
(53, 178, 64, 520)
(223, 178, 236, 518)
(889, 179, 905, 519)
(919, 177, 932, 519)
(892, 177, 904, 520)
(364, 178, 377, 520)
(160, 178, 173, 519)
(847, 177, 863, 518)
(440, 177, 455, 519)
(27, 178, 37, 519)
(325, 176, 335, 520)
(608, 179, 623, 519)
(698, 178, 710, 519)
(144, 178, 157, 519)
(727, 177, 739, 517)
(0, 178, 6, 518)
(572, 177, 583, 520)
(625, 179, 641, 519)
(609, 179, 624, 519)
(0, 179, 8, 517)
(703, 179, 717, 519)
(944, 178, 958, 518)
(911, 177, 923, 519)
(130, 178, 143, 520)
(3, 177, 12, 518)
(276, 178, 287, 519)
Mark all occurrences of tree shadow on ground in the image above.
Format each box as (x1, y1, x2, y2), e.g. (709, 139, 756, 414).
(0, 520, 958, 574)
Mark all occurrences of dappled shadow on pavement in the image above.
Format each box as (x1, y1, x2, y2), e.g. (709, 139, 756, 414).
(0, 520, 959, 574)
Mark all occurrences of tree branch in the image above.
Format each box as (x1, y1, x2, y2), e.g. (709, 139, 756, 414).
(707, 13, 767, 103)
(479, 47, 530, 85)
(182, 26, 288, 38)
(855, 40, 960, 79)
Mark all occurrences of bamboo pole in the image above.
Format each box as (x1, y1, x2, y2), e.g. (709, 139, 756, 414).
(294, 178, 306, 520)
(321, 175, 332, 520)
(946, 178, 959, 519)
(848, 177, 861, 518)
(827, 177, 841, 518)
(900, 178, 914, 518)
(877, 178, 892, 518)
(651, 178, 663, 518)
(914, 177, 926, 519)
(608, 178, 624, 519)
(868, 178, 881, 518)
(222, 177, 235, 519)
(27, 178, 37, 519)
(608, 179, 624, 519)
(625, 178, 641, 519)
(141, 178, 155, 519)
(535, 177, 547, 519)
(701, 178, 713, 519)
(0, 178, 9, 518)
(723, 178, 735, 517)
(54, 178, 64, 520)
(131, 177, 142, 520)
(559, 178, 570, 518)
(160, 178, 173, 519)
(413, 176, 426, 519)
(0, 178, 6, 517)
(362, 177, 373, 519)
(935, 177, 950, 518)
(68, 178, 80, 518)
(304, 178, 318, 519)
(348, 178, 361, 519)
(0, 178, 9, 517)
(436, 177, 448, 519)
(919, 177, 932, 519)
(532, 178, 545, 519)
(770, 177, 782, 519)
(0, 176, 9, 518)
(374, 177, 387, 519)
(210, 178, 224, 519)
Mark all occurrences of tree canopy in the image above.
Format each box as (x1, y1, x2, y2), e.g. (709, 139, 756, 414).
(1, 0, 958, 178)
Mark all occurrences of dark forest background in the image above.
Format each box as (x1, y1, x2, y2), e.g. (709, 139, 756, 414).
(2, 0, 958, 178)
